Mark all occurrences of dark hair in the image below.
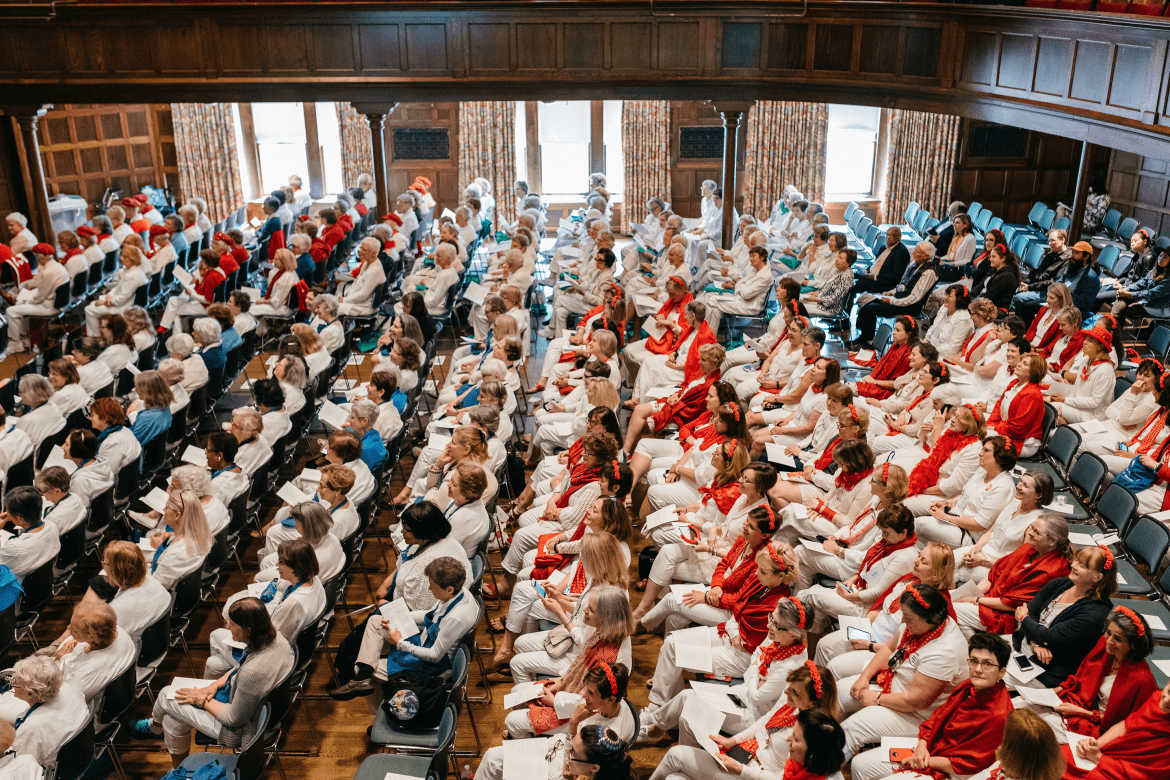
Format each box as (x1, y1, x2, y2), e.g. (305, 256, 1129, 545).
(745, 461, 778, 493)
(968, 631, 1011, 668)
(208, 431, 240, 463)
(277, 538, 320, 582)
(1009, 336, 1033, 355)
(1106, 608, 1155, 662)
(578, 725, 633, 780)
(253, 377, 286, 410)
(778, 277, 801, 303)
(895, 315, 920, 344)
(228, 597, 278, 650)
(898, 582, 950, 626)
(327, 431, 361, 463)
(749, 246, 768, 262)
(368, 371, 398, 397)
(424, 556, 467, 592)
(797, 710, 846, 777)
(200, 248, 220, 269)
(913, 342, 939, 363)
(1001, 315, 1026, 338)
(584, 661, 629, 700)
(839, 248, 857, 265)
(100, 314, 135, 349)
(876, 504, 915, 535)
(748, 505, 780, 536)
(601, 461, 634, 499)
(947, 284, 971, 309)
(589, 407, 623, 443)
(3, 486, 41, 527)
(67, 429, 99, 461)
(400, 500, 451, 543)
(983, 435, 1018, 470)
(35, 466, 71, 494)
(73, 336, 103, 362)
(817, 358, 841, 388)
(263, 196, 280, 213)
(1022, 470, 1056, 507)
(925, 360, 950, 385)
(834, 439, 874, 474)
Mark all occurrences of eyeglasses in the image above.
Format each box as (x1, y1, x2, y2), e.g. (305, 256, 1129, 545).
(967, 658, 1001, 671)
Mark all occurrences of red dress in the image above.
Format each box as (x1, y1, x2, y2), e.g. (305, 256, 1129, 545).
(978, 544, 1070, 634)
(987, 380, 1045, 447)
(1058, 636, 1157, 738)
(1060, 690, 1170, 780)
(855, 342, 911, 401)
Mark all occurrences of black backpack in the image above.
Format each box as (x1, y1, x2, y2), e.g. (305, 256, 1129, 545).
(380, 669, 451, 730)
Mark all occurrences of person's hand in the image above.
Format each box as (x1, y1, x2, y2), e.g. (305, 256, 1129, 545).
(126, 399, 142, 414)
(374, 580, 390, 601)
(712, 735, 737, 750)
(550, 403, 565, 413)
(722, 282, 733, 290)
(386, 626, 403, 644)
(784, 444, 800, 457)
(665, 471, 680, 484)
(850, 678, 870, 701)
(717, 754, 744, 775)
(1048, 394, 1065, 403)
(859, 374, 876, 384)
(1053, 702, 1085, 716)
(708, 586, 724, 603)
(803, 464, 815, 479)
(681, 590, 706, 607)
(667, 392, 680, 405)
(557, 451, 570, 464)
(909, 743, 931, 770)
(1015, 605, 1029, 621)
(1141, 454, 1159, 470)
(539, 593, 565, 618)
(956, 595, 977, 604)
(729, 633, 745, 652)
(849, 636, 871, 651)
(929, 503, 948, 520)
(1035, 647, 1054, 664)
(1075, 737, 1101, 763)
(836, 582, 861, 602)
(546, 505, 561, 522)
(570, 702, 595, 726)
(823, 538, 844, 556)
(53, 637, 78, 661)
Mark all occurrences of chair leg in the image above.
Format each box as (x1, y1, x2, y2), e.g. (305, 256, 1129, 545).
(180, 636, 198, 676)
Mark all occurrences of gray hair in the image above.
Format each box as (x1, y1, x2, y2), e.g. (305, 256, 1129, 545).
(167, 332, 195, 359)
(772, 598, 810, 641)
(434, 243, 457, 263)
(357, 173, 373, 189)
(278, 355, 307, 390)
(701, 179, 718, 190)
(158, 357, 186, 386)
(360, 237, 381, 256)
(396, 193, 416, 207)
(589, 173, 607, 188)
(289, 234, 310, 253)
(455, 206, 473, 222)
(350, 398, 379, 426)
(290, 501, 333, 545)
(802, 326, 827, 348)
(232, 406, 264, 437)
(192, 317, 222, 345)
(18, 375, 53, 407)
(467, 404, 500, 435)
(6, 213, 27, 227)
(170, 464, 212, 498)
(12, 656, 63, 704)
(315, 293, 339, 318)
(480, 358, 507, 379)
(914, 240, 936, 260)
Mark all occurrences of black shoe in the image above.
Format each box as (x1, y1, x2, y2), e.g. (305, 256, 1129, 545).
(850, 340, 874, 351)
(328, 678, 375, 700)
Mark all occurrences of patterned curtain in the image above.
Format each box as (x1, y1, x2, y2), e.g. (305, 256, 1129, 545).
(741, 102, 828, 219)
(884, 109, 961, 223)
(458, 101, 517, 227)
(621, 101, 672, 234)
(335, 102, 374, 189)
(171, 103, 244, 222)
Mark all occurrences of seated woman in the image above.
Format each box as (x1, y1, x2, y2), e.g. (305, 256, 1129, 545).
(746, 328, 826, 423)
(1025, 607, 1155, 743)
(225, 407, 273, 478)
(924, 285, 974, 359)
(532, 284, 623, 394)
(852, 316, 918, 402)
(731, 311, 807, 404)
(89, 397, 141, 475)
(541, 327, 621, 406)
(983, 354, 1047, 458)
(644, 597, 811, 741)
(529, 368, 620, 461)
(634, 461, 775, 618)
(14, 375, 65, 450)
(837, 583, 969, 758)
(774, 383, 855, 473)
(62, 430, 113, 506)
(35, 602, 135, 709)
(255, 502, 343, 583)
(643, 542, 797, 717)
(371, 335, 422, 394)
(131, 465, 230, 539)
(97, 314, 136, 376)
(855, 341, 935, 425)
(915, 435, 1017, 547)
(127, 370, 173, 445)
(1111, 245, 1170, 358)
(941, 297, 1002, 381)
(514, 408, 624, 520)
(1048, 326, 1115, 427)
(970, 241, 1023, 311)
(57, 540, 168, 646)
(1009, 546, 1116, 691)
(46, 359, 89, 418)
(1027, 283, 1075, 355)
(1041, 306, 1085, 375)
(794, 463, 909, 595)
(406, 425, 498, 507)
(205, 303, 240, 356)
(646, 433, 748, 522)
(372, 501, 472, 612)
(1082, 360, 1167, 475)
(623, 275, 693, 378)
(251, 248, 300, 324)
(869, 362, 950, 452)
(849, 632, 1014, 780)
(651, 661, 838, 780)
(147, 489, 215, 589)
(799, 505, 918, 630)
(954, 471, 1054, 583)
(84, 247, 148, 338)
(898, 402, 985, 517)
(261, 464, 358, 555)
(772, 436, 875, 547)
(209, 539, 326, 677)
(290, 323, 331, 381)
(68, 336, 114, 395)
(4, 656, 88, 767)
(958, 319, 1029, 404)
(166, 333, 207, 395)
(752, 358, 840, 451)
(953, 513, 1072, 638)
(623, 344, 725, 457)
(804, 247, 856, 316)
(132, 598, 295, 767)
(1060, 679, 1170, 780)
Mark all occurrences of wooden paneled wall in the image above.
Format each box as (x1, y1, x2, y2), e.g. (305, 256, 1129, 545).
(950, 119, 1108, 225)
(385, 102, 461, 218)
(1107, 151, 1170, 236)
(669, 101, 745, 220)
(0, 120, 25, 244)
(37, 104, 177, 207)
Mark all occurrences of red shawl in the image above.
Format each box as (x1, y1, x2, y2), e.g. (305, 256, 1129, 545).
(987, 380, 1045, 445)
(835, 466, 873, 492)
(267, 226, 286, 259)
(554, 464, 600, 510)
(645, 293, 694, 355)
(873, 573, 957, 619)
(1059, 691, 1170, 780)
(718, 580, 787, 654)
(1058, 636, 1158, 738)
(310, 238, 330, 264)
(710, 538, 769, 608)
(914, 680, 1013, 779)
(699, 481, 742, 515)
(338, 214, 355, 233)
(856, 342, 912, 400)
(978, 544, 1070, 634)
(564, 438, 584, 471)
(322, 223, 347, 250)
(1028, 307, 1063, 356)
(1048, 330, 1086, 371)
(649, 369, 721, 432)
(908, 431, 978, 496)
(813, 437, 842, 471)
(683, 321, 717, 385)
(778, 759, 827, 780)
(678, 410, 713, 443)
(858, 533, 918, 589)
(1, 251, 31, 285)
(1153, 436, 1170, 511)
(526, 640, 619, 735)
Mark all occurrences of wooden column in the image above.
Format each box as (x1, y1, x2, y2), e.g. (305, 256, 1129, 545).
(302, 102, 325, 199)
(5, 106, 53, 245)
(711, 101, 754, 250)
(236, 103, 262, 200)
(1068, 140, 1096, 242)
(354, 102, 398, 219)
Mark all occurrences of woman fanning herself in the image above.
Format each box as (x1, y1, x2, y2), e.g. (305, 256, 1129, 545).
(915, 435, 1017, 548)
(1082, 359, 1167, 474)
(1026, 607, 1155, 742)
(899, 401, 985, 517)
(731, 312, 807, 403)
(984, 354, 1048, 458)
(751, 358, 840, 452)
(799, 505, 918, 630)
(774, 437, 875, 548)
(624, 343, 725, 456)
(633, 461, 774, 618)
(814, 542, 954, 680)
(1048, 326, 1115, 426)
(1009, 546, 1116, 690)
(642, 597, 813, 741)
(642, 542, 797, 717)
(794, 464, 909, 595)
(1060, 679, 1170, 780)
(852, 315, 918, 401)
(953, 513, 1072, 638)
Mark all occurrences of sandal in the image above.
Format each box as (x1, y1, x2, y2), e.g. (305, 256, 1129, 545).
(487, 617, 507, 634)
(529, 382, 547, 393)
(481, 582, 508, 599)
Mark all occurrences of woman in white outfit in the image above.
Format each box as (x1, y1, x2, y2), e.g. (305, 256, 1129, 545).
(732, 313, 806, 403)
(5, 656, 88, 768)
(146, 489, 215, 590)
(914, 434, 1017, 547)
(923, 285, 974, 360)
(940, 297, 1000, 383)
(953, 471, 1054, 583)
(773, 437, 875, 548)
(46, 359, 90, 418)
(870, 363, 951, 452)
(896, 401, 985, 517)
(630, 300, 708, 407)
(1049, 326, 1115, 426)
(752, 359, 839, 452)
(250, 249, 299, 321)
(255, 502, 344, 583)
(1079, 358, 1165, 474)
(767, 403, 869, 509)
(84, 244, 148, 337)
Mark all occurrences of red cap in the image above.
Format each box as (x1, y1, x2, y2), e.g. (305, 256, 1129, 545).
(384, 213, 403, 226)
(120, 197, 139, 208)
(297, 215, 311, 222)
(1082, 327, 1112, 351)
(213, 231, 233, 245)
(31, 243, 56, 256)
(148, 224, 168, 236)
(0, 245, 13, 261)
(409, 183, 425, 193)
(134, 194, 149, 203)
(413, 176, 432, 188)
(76, 225, 97, 238)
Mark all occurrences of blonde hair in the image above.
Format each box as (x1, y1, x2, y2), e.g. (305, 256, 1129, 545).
(755, 542, 798, 586)
(874, 463, 909, 502)
(580, 532, 628, 590)
(968, 297, 999, 324)
(451, 426, 490, 462)
(120, 244, 144, 268)
(167, 490, 214, 557)
(291, 323, 324, 354)
(952, 404, 985, 437)
(492, 315, 519, 340)
(997, 709, 1065, 780)
(586, 380, 620, 411)
(922, 541, 956, 590)
(272, 248, 297, 272)
(587, 584, 636, 644)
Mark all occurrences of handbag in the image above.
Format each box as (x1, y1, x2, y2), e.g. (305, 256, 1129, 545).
(1115, 457, 1158, 493)
(543, 624, 575, 659)
(159, 759, 227, 780)
(380, 669, 451, 730)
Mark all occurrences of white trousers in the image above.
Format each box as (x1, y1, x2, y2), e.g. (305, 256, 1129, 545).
(799, 585, 868, 633)
(6, 303, 58, 349)
(646, 628, 750, 713)
(794, 547, 855, 593)
(508, 631, 572, 684)
(649, 745, 744, 780)
(647, 543, 708, 587)
(647, 480, 702, 512)
(639, 591, 729, 633)
(159, 295, 207, 330)
(153, 683, 224, 754)
(814, 632, 875, 680)
(913, 515, 977, 548)
(85, 302, 131, 337)
(502, 520, 559, 576)
(837, 674, 928, 757)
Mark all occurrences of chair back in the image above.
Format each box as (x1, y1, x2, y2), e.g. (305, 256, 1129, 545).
(97, 660, 137, 729)
(171, 566, 203, 619)
(54, 518, 87, 572)
(136, 599, 173, 668)
(1118, 217, 1139, 242)
(52, 712, 95, 780)
(85, 486, 115, 540)
(114, 456, 141, 502)
(1026, 201, 1047, 226)
(1124, 516, 1170, 572)
(34, 426, 68, 470)
(142, 432, 167, 475)
(1102, 209, 1122, 234)
(167, 404, 188, 445)
(70, 271, 87, 300)
(1068, 453, 1108, 503)
(137, 342, 156, 371)
(133, 284, 149, 307)
(1148, 323, 1170, 359)
(0, 605, 15, 669)
(86, 261, 103, 293)
(1114, 376, 1134, 400)
(1046, 425, 1081, 476)
(4, 453, 33, 496)
(16, 558, 54, 619)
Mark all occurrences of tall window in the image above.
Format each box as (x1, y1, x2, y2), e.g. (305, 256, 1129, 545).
(825, 104, 882, 199)
(251, 103, 309, 195)
(521, 100, 623, 200)
(538, 101, 591, 196)
(232, 102, 344, 200)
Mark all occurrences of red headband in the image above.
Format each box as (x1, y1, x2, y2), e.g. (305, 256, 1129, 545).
(995, 243, 1007, 254)
(670, 276, 686, 287)
(765, 542, 787, 572)
(960, 285, 969, 298)
(804, 660, 823, 698)
(965, 403, 979, 419)
(728, 403, 740, 422)
(796, 315, 809, 329)
(613, 461, 620, 481)
(905, 315, 916, 331)
(601, 315, 608, 330)
(847, 404, 859, 425)
(790, 597, 806, 629)
(1099, 313, 1117, 330)
(1098, 546, 1113, 570)
(765, 505, 776, 532)
(597, 661, 618, 695)
(1001, 435, 1017, 456)
(938, 362, 948, 377)
(1114, 606, 1145, 635)
(726, 438, 738, 454)
(881, 462, 890, 483)
(906, 584, 930, 609)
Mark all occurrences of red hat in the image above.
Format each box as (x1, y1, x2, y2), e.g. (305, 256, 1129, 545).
(0, 245, 13, 261)
(134, 193, 149, 203)
(31, 243, 56, 256)
(76, 225, 97, 238)
(213, 231, 234, 245)
(413, 176, 432, 188)
(1082, 327, 1113, 351)
(297, 215, 311, 223)
(384, 213, 403, 226)
(120, 197, 139, 208)
(148, 224, 168, 236)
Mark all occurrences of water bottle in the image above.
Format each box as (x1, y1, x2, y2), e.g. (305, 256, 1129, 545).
(460, 765, 472, 780)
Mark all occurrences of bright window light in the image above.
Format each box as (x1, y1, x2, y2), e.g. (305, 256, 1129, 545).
(603, 100, 624, 197)
(539, 101, 591, 196)
(252, 102, 309, 195)
(825, 104, 881, 199)
(316, 103, 344, 196)
(514, 101, 527, 184)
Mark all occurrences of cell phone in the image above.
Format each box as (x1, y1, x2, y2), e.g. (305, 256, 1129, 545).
(702, 674, 734, 682)
(727, 693, 745, 708)
(726, 745, 753, 765)
(1118, 442, 1129, 452)
(1013, 654, 1034, 671)
(847, 626, 871, 642)
(889, 748, 914, 762)
(533, 581, 547, 598)
(840, 582, 856, 593)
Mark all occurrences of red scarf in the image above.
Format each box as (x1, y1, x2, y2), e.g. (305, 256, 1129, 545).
(63, 247, 83, 261)
(733, 706, 797, 757)
(1080, 358, 1109, 382)
(908, 430, 977, 496)
(962, 328, 994, 362)
(699, 482, 742, 515)
(757, 641, 806, 679)
(713, 537, 768, 595)
(857, 343, 912, 401)
(1130, 408, 1169, 453)
(813, 437, 841, 471)
(835, 466, 872, 492)
(679, 410, 714, 444)
(1058, 635, 1158, 738)
(1050, 330, 1086, 371)
(1058, 691, 1170, 780)
(886, 389, 931, 436)
(780, 759, 827, 780)
(555, 464, 601, 509)
(905, 680, 1013, 780)
(858, 533, 918, 589)
(874, 622, 946, 692)
(682, 321, 717, 384)
(565, 438, 584, 470)
(839, 503, 878, 546)
(978, 544, 1070, 633)
(646, 292, 694, 355)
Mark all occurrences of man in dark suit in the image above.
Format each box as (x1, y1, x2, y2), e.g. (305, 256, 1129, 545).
(847, 226, 910, 313)
(928, 201, 966, 258)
